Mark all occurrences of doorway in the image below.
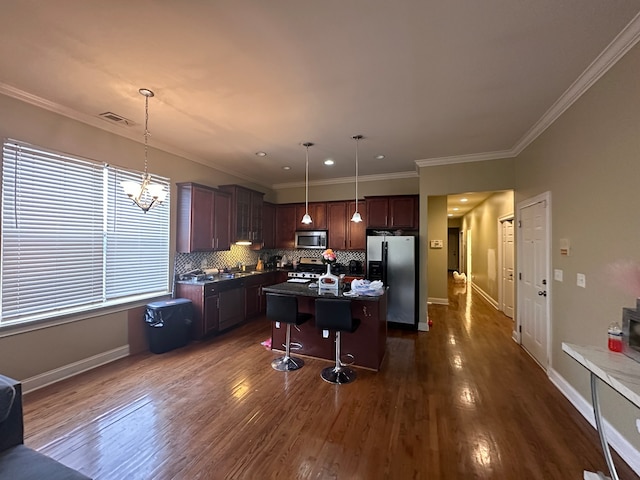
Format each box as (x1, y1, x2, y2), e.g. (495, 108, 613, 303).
(517, 192, 551, 369)
(447, 227, 460, 271)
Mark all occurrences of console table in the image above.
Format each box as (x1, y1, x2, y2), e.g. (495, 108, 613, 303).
(562, 343, 640, 480)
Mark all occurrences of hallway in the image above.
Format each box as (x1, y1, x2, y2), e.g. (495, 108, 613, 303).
(425, 276, 638, 478)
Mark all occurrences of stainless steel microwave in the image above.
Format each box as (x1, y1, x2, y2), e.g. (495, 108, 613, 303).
(294, 230, 327, 249)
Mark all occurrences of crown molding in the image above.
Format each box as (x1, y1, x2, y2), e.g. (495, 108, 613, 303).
(415, 149, 515, 168)
(416, 11, 640, 169)
(271, 170, 418, 190)
(512, 10, 640, 155)
(0, 83, 265, 187)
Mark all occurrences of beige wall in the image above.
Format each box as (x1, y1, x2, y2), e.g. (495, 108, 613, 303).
(461, 191, 514, 302)
(514, 41, 640, 450)
(427, 196, 448, 302)
(0, 93, 265, 381)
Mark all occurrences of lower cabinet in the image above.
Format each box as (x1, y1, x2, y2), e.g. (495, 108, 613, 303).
(175, 282, 221, 339)
(245, 271, 278, 318)
(175, 271, 285, 339)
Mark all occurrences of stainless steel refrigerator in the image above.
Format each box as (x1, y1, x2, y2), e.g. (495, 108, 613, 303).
(366, 233, 417, 327)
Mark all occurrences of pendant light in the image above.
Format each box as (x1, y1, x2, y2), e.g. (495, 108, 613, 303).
(121, 88, 167, 213)
(351, 135, 363, 223)
(301, 142, 314, 224)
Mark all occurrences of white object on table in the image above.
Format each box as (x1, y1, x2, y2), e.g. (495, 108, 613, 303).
(562, 343, 640, 480)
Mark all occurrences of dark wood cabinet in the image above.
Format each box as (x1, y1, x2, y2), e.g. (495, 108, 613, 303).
(220, 185, 264, 246)
(262, 202, 276, 249)
(365, 195, 418, 229)
(347, 200, 367, 250)
(326, 200, 367, 250)
(295, 203, 327, 230)
(244, 271, 278, 318)
(175, 282, 220, 339)
(275, 204, 297, 249)
(176, 183, 231, 253)
(327, 201, 347, 250)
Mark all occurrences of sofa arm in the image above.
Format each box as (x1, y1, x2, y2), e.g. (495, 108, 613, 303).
(0, 374, 24, 452)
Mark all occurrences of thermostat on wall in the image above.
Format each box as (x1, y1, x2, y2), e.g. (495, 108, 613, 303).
(430, 239, 443, 249)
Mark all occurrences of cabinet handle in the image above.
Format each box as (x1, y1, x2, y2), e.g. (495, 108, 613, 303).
(212, 238, 215, 248)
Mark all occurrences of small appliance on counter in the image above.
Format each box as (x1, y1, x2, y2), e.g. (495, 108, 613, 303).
(348, 260, 364, 275)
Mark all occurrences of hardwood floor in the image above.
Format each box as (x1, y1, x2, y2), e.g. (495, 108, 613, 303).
(22, 279, 639, 479)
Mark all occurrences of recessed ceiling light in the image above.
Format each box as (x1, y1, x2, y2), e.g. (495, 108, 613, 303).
(448, 213, 453, 217)
(256, 151, 267, 157)
(324, 159, 334, 166)
(282, 166, 291, 170)
(375, 154, 385, 160)
(460, 198, 468, 202)
(453, 207, 459, 211)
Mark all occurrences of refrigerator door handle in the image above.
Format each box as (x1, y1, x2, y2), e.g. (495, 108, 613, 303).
(382, 241, 388, 286)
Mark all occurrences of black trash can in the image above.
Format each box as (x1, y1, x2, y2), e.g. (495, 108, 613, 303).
(145, 298, 193, 354)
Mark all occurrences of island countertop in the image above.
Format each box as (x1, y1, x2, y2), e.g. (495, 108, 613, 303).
(262, 281, 386, 301)
(264, 282, 388, 371)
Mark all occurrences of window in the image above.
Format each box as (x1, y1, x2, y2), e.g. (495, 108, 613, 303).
(1, 140, 170, 326)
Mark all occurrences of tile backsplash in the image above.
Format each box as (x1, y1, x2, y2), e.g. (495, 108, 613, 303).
(175, 246, 365, 276)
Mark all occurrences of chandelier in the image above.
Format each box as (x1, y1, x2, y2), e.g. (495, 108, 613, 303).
(351, 134, 363, 223)
(121, 88, 167, 213)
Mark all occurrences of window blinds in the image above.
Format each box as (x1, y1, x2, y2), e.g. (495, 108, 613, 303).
(1, 140, 170, 325)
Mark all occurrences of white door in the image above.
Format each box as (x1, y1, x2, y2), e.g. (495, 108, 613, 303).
(501, 219, 515, 318)
(518, 196, 549, 368)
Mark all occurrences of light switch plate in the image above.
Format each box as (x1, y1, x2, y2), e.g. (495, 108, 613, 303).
(554, 269, 563, 282)
(577, 273, 586, 288)
(275, 321, 280, 329)
(322, 329, 330, 338)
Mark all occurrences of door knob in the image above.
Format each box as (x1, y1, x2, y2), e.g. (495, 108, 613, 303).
(538, 291, 547, 297)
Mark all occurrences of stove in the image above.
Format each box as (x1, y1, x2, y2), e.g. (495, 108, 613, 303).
(287, 257, 329, 280)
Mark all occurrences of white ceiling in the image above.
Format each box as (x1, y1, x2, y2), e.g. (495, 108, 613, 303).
(1, 1, 640, 189)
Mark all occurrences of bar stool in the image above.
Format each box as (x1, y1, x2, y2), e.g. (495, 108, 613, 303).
(266, 293, 312, 371)
(315, 298, 360, 384)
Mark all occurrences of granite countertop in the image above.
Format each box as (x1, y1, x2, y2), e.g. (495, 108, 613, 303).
(262, 282, 386, 301)
(176, 268, 283, 285)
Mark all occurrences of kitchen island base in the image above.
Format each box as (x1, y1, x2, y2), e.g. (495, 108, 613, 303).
(264, 283, 387, 371)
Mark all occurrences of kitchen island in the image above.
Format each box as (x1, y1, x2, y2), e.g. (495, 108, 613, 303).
(262, 282, 387, 371)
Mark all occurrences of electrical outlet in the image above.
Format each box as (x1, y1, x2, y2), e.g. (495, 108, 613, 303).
(554, 269, 563, 282)
(577, 273, 586, 288)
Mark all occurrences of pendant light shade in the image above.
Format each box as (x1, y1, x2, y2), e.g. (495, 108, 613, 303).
(351, 135, 363, 223)
(301, 142, 314, 225)
(121, 88, 167, 213)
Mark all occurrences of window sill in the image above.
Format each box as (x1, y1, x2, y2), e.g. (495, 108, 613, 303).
(0, 291, 172, 338)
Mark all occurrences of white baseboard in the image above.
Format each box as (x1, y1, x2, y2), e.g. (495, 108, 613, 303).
(428, 297, 448, 305)
(470, 283, 499, 309)
(22, 345, 130, 394)
(548, 367, 640, 476)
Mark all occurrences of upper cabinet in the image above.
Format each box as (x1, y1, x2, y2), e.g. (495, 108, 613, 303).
(220, 185, 265, 246)
(275, 204, 297, 249)
(295, 203, 327, 230)
(176, 182, 231, 253)
(262, 202, 276, 249)
(327, 200, 366, 250)
(365, 195, 419, 229)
